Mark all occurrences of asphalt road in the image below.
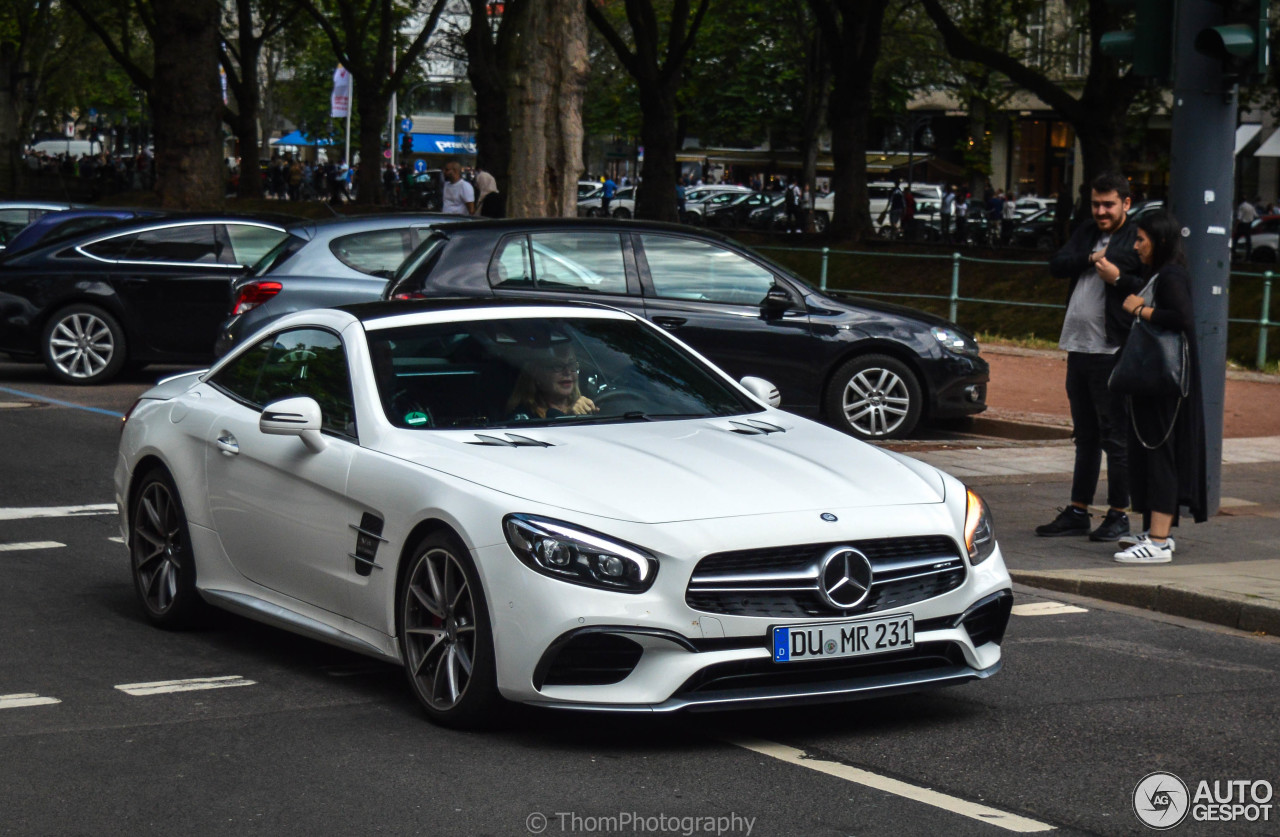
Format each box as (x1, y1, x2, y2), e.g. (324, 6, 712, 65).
(3, 365, 1279, 836)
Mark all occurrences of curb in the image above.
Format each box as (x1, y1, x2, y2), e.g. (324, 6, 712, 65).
(1011, 570, 1280, 636)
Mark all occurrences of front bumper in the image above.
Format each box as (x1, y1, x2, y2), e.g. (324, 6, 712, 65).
(476, 501, 1013, 712)
(926, 352, 989, 420)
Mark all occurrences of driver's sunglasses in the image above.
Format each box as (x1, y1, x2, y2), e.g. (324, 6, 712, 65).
(538, 359, 580, 374)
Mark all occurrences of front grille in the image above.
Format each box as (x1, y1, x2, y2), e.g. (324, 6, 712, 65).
(536, 633, 644, 688)
(961, 590, 1013, 647)
(686, 536, 966, 618)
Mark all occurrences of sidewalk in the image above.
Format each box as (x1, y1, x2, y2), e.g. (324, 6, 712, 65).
(893, 436, 1280, 636)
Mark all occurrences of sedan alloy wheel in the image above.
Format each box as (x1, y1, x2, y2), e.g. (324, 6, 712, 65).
(42, 304, 127, 384)
(827, 354, 922, 440)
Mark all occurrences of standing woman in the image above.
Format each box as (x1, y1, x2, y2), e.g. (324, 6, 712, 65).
(1113, 211, 1209, 563)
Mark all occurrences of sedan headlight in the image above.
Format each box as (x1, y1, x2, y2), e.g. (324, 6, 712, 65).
(964, 489, 996, 565)
(931, 326, 980, 357)
(503, 514, 658, 593)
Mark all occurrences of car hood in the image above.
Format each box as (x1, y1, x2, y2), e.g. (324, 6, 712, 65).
(808, 291, 971, 335)
(388, 416, 946, 524)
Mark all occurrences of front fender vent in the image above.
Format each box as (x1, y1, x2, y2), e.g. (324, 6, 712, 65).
(466, 433, 554, 447)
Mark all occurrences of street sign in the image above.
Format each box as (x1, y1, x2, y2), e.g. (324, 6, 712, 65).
(414, 159, 426, 173)
(401, 118, 413, 133)
(88, 108, 97, 119)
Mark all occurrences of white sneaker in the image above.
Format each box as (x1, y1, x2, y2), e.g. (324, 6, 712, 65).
(1117, 531, 1176, 552)
(1114, 539, 1174, 563)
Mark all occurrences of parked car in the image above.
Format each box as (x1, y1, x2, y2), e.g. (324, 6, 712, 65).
(1236, 213, 1280, 262)
(1009, 207, 1059, 249)
(578, 185, 639, 218)
(117, 297, 1012, 727)
(577, 180, 603, 200)
(0, 208, 166, 257)
(214, 214, 469, 357)
(370, 218, 988, 440)
(868, 182, 944, 238)
(1012, 196, 1054, 220)
(704, 191, 783, 228)
(679, 185, 753, 224)
(0, 215, 288, 383)
(0, 201, 83, 250)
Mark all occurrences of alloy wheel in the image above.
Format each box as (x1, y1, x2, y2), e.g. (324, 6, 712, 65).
(48, 311, 116, 380)
(403, 547, 478, 711)
(132, 480, 184, 615)
(841, 366, 912, 437)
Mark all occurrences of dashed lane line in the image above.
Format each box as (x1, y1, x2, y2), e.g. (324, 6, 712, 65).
(1012, 602, 1089, 616)
(0, 504, 116, 521)
(114, 676, 256, 696)
(729, 737, 1055, 833)
(0, 693, 61, 709)
(0, 541, 64, 552)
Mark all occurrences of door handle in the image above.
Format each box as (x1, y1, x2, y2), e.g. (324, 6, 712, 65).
(215, 433, 239, 456)
(652, 316, 687, 329)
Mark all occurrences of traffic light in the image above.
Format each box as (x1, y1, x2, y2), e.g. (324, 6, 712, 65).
(1100, 0, 1175, 82)
(400, 132, 413, 157)
(1195, 0, 1271, 81)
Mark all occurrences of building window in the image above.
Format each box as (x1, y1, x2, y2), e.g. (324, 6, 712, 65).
(1025, 4, 1047, 69)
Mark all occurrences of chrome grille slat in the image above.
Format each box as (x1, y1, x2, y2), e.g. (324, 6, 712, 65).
(686, 536, 966, 618)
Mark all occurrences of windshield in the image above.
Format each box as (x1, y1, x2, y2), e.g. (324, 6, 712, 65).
(250, 234, 305, 277)
(367, 315, 760, 430)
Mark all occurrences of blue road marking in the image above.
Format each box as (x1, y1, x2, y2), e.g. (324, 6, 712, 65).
(0, 386, 124, 419)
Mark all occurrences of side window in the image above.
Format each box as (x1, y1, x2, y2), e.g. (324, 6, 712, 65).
(639, 235, 776, 306)
(329, 228, 413, 277)
(0, 209, 30, 225)
(490, 235, 533, 288)
(529, 232, 627, 294)
(124, 224, 222, 264)
(226, 225, 287, 267)
(212, 329, 356, 437)
(81, 232, 140, 261)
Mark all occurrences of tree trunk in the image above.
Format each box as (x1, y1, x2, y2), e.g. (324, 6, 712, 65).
(234, 38, 264, 199)
(507, 0, 587, 217)
(465, 0, 514, 203)
(355, 93, 386, 205)
(635, 89, 679, 222)
(153, 1, 225, 209)
(0, 45, 18, 197)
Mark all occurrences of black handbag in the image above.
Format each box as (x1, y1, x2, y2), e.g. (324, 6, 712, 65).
(1108, 317, 1189, 398)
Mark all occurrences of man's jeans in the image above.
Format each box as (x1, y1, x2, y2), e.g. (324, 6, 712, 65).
(1066, 351, 1130, 509)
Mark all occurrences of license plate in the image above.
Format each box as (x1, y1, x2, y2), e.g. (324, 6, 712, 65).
(772, 614, 914, 663)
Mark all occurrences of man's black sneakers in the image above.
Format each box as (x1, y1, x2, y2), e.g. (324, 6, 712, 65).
(1034, 506, 1091, 537)
(1089, 508, 1131, 542)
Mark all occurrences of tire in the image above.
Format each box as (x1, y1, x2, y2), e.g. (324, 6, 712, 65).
(612, 207, 632, 219)
(813, 212, 829, 233)
(1034, 234, 1054, 250)
(1253, 246, 1276, 263)
(130, 468, 206, 628)
(399, 531, 501, 728)
(41, 304, 128, 384)
(825, 354, 923, 440)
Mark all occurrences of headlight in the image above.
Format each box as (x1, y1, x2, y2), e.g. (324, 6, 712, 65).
(503, 514, 658, 593)
(964, 489, 996, 564)
(931, 326, 979, 357)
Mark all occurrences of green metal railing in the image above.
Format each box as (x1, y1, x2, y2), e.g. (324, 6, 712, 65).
(758, 244, 1278, 370)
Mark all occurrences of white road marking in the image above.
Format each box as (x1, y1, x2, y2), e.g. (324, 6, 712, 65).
(114, 676, 256, 696)
(0, 541, 65, 552)
(729, 737, 1054, 833)
(1012, 602, 1088, 617)
(0, 503, 115, 521)
(0, 693, 61, 709)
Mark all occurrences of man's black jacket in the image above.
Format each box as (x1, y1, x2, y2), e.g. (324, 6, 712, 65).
(1049, 217, 1145, 347)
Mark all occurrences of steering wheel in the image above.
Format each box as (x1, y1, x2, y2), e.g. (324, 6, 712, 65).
(592, 388, 645, 409)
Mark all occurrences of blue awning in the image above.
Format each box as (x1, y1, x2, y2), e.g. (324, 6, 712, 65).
(401, 133, 476, 155)
(271, 131, 336, 147)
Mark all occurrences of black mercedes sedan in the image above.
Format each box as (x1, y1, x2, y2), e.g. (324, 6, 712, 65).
(0, 215, 287, 384)
(218, 218, 985, 440)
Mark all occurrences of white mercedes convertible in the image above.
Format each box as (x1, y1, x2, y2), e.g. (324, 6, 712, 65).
(116, 299, 1012, 727)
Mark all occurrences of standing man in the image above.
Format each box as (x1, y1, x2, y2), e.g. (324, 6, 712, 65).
(941, 184, 956, 243)
(1235, 195, 1257, 259)
(441, 159, 475, 215)
(601, 174, 616, 216)
(1035, 172, 1144, 541)
(1002, 191, 1018, 244)
(472, 162, 499, 216)
(887, 180, 905, 237)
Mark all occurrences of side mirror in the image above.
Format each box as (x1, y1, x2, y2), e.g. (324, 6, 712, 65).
(762, 285, 792, 313)
(739, 376, 781, 407)
(260, 396, 327, 453)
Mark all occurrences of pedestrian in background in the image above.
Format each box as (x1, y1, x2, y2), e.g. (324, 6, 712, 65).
(1035, 172, 1145, 542)
(941, 185, 956, 243)
(441, 159, 475, 215)
(1112, 210, 1208, 563)
(1235, 195, 1257, 259)
(472, 163, 499, 216)
(1002, 191, 1018, 245)
(601, 174, 616, 215)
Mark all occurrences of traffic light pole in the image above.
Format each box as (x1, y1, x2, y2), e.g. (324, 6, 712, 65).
(1168, 0, 1235, 515)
